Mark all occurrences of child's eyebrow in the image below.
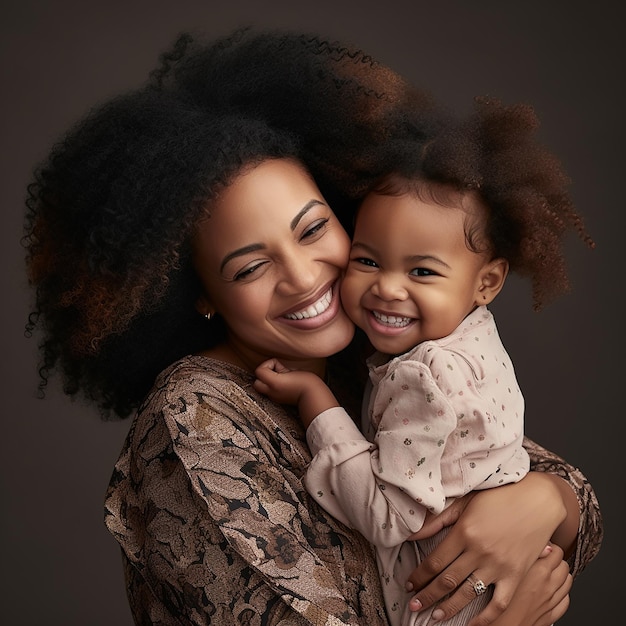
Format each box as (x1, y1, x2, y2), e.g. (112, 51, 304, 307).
(351, 241, 451, 270)
(408, 254, 451, 270)
(350, 241, 378, 255)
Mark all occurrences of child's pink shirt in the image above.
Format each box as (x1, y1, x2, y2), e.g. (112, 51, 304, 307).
(305, 306, 530, 548)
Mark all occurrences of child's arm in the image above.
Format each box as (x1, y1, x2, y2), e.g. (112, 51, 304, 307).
(254, 358, 339, 428)
(300, 358, 461, 548)
(256, 358, 434, 544)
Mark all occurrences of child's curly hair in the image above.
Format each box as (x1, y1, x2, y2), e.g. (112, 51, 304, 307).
(374, 96, 594, 310)
(22, 28, 439, 418)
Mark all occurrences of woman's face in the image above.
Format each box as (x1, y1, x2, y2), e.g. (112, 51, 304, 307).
(193, 158, 354, 371)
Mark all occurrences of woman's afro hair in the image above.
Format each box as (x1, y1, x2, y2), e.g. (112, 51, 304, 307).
(23, 28, 442, 417)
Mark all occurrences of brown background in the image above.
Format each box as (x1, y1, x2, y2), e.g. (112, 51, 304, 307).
(2, 1, 622, 624)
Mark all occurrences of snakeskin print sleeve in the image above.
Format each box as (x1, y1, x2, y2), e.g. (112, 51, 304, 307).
(523, 436, 603, 577)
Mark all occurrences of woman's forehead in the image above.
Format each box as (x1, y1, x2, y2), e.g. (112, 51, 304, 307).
(192, 159, 326, 251)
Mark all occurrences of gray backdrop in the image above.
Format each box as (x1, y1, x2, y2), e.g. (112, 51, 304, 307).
(2, 1, 621, 624)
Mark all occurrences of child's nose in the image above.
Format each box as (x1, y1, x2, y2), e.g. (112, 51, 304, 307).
(371, 273, 408, 301)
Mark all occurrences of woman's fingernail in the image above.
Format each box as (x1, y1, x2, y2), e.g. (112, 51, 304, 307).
(432, 609, 445, 621)
(405, 581, 414, 592)
(409, 596, 422, 611)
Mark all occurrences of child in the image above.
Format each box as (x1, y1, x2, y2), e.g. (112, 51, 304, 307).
(254, 97, 594, 625)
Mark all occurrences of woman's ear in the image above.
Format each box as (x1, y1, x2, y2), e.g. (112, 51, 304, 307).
(195, 294, 215, 319)
(475, 258, 509, 306)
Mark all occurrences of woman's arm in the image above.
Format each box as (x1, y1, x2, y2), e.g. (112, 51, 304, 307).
(106, 368, 391, 626)
(523, 436, 603, 577)
(405, 437, 603, 624)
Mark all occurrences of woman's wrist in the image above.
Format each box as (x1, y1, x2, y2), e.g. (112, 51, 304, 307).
(540, 472, 579, 559)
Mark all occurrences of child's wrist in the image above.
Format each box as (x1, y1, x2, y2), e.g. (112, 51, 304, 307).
(298, 387, 339, 429)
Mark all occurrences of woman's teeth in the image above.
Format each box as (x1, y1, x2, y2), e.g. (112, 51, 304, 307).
(285, 289, 332, 320)
(373, 311, 412, 327)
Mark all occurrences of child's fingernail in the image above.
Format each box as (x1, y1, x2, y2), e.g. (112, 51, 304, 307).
(432, 609, 445, 621)
(545, 545, 553, 553)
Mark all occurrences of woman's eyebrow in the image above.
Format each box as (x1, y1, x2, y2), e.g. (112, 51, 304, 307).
(290, 199, 326, 231)
(220, 199, 327, 273)
(220, 243, 265, 273)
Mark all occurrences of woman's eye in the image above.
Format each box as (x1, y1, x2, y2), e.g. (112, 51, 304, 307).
(301, 218, 329, 240)
(234, 262, 266, 281)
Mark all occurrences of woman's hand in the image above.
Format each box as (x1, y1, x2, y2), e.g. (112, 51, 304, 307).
(490, 544, 572, 626)
(405, 472, 570, 624)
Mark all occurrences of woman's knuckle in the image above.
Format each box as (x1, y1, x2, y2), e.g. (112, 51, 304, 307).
(424, 555, 445, 575)
(490, 596, 508, 613)
(441, 572, 461, 592)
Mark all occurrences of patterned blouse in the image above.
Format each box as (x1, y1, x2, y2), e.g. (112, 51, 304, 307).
(104, 355, 603, 626)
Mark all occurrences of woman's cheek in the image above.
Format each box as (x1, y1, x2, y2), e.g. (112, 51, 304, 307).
(339, 273, 360, 320)
(331, 220, 351, 266)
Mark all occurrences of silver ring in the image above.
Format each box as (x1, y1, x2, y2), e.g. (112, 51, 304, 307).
(468, 574, 487, 596)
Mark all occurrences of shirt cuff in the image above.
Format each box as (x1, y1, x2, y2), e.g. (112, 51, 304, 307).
(306, 407, 366, 456)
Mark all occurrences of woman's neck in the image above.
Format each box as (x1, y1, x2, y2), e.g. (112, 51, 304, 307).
(200, 342, 327, 379)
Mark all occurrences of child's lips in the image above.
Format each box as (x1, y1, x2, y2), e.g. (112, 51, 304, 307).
(371, 310, 414, 328)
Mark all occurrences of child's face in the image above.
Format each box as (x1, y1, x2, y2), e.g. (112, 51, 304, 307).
(340, 190, 497, 356)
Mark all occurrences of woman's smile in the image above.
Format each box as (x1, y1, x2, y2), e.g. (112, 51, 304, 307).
(192, 159, 354, 369)
(280, 282, 341, 329)
(284, 286, 332, 320)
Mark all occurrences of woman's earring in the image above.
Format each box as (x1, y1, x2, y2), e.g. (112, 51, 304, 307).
(204, 312, 213, 321)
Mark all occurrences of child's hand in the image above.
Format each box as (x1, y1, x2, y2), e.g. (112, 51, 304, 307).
(254, 358, 307, 405)
(254, 359, 340, 428)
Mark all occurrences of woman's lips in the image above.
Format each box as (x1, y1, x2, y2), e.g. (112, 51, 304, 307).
(284, 288, 332, 320)
(278, 283, 341, 329)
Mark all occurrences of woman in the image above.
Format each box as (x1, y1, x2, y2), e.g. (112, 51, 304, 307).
(23, 29, 601, 625)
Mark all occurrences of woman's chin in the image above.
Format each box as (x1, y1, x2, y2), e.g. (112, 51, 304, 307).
(306, 315, 355, 358)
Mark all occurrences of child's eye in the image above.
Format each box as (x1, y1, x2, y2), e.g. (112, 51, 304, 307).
(354, 257, 379, 268)
(410, 267, 438, 277)
(301, 218, 329, 240)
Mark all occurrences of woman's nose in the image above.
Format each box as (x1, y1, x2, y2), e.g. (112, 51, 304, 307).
(276, 254, 318, 295)
(370, 273, 408, 301)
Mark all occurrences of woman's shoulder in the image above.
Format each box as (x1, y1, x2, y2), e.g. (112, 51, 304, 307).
(154, 354, 253, 397)
(142, 354, 293, 445)
(160, 353, 250, 379)
(144, 353, 258, 418)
